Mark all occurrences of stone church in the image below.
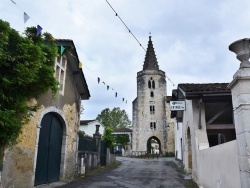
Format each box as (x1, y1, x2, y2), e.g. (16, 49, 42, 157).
(132, 36, 173, 155)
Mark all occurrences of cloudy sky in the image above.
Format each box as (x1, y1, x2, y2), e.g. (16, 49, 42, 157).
(1, 0, 250, 121)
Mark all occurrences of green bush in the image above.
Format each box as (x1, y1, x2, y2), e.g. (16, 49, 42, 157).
(165, 152, 175, 157)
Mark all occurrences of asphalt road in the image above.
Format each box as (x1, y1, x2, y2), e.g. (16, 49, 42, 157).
(58, 157, 198, 188)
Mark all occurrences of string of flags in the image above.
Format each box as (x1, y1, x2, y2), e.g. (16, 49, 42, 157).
(106, 0, 175, 86)
(97, 77, 127, 103)
(8, 0, 129, 104)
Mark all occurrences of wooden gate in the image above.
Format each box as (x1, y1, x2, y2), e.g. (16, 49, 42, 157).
(35, 113, 63, 186)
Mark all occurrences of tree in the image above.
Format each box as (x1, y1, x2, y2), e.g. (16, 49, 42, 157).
(102, 127, 115, 149)
(116, 134, 129, 150)
(96, 107, 131, 130)
(0, 19, 58, 147)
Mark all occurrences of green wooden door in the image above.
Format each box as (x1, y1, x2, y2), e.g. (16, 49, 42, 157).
(35, 113, 63, 186)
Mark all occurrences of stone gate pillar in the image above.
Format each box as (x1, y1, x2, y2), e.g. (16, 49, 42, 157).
(228, 38, 250, 188)
(93, 124, 101, 167)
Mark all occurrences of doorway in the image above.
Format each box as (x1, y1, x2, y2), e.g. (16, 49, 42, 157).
(35, 113, 63, 186)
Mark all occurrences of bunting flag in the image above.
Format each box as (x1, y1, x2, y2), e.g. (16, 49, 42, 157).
(126, 100, 127, 104)
(36, 25, 42, 35)
(24, 12, 30, 24)
(9, 1, 129, 105)
(79, 61, 82, 68)
(60, 46, 65, 55)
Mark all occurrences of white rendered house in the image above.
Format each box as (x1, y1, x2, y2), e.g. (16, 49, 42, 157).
(79, 120, 105, 137)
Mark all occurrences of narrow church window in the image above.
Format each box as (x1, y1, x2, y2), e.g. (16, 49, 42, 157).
(148, 80, 151, 88)
(148, 77, 156, 89)
(150, 91, 154, 97)
(152, 80, 155, 89)
(150, 105, 155, 114)
(150, 122, 156, 130)
(55, 55, 67, 94)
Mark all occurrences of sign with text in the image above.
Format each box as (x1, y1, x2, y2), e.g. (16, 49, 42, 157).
(170, 101, 185, 111)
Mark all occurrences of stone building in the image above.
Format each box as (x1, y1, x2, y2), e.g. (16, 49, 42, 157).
(1, 39, 90, 188)
(132, 36, 173, 155)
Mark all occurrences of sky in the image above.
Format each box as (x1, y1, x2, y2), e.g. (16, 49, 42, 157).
(1, 0, 250, 122)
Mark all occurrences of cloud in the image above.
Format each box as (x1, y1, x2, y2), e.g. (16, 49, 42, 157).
(1, 0, 250, 120)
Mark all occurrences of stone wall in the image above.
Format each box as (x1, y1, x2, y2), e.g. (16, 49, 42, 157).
(1, 58, 82, 187)
(132, 69, 167, 154)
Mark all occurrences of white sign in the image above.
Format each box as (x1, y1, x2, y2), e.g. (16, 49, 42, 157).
(170, 101, 185, 111)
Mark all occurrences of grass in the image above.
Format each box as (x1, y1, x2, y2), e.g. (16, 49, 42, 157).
(171, 161, 199, 188)
(77, 161, 121, 178)
(185, 179, 199, 188)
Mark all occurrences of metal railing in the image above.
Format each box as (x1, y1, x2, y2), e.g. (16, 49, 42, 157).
(78, 135, 97, 152)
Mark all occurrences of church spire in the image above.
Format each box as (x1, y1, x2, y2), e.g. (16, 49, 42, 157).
(143, 36, 159, 70)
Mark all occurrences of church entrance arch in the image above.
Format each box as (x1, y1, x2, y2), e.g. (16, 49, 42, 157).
(147, 136, 161, 154)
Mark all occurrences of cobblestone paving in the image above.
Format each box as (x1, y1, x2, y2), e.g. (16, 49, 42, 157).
(59, 157, 198, 188)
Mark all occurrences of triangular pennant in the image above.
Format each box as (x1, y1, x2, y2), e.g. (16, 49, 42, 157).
(102, 81, 105, 85)
(107, 85, 109, 90)
(79, 61, 83, 68)
(24, 12, 30, 24)
(60, 46, 65, 55)
(126, 100, 127, 104)
(98, 77, 100, 84)
(36, 25, 42, 35)
(115, 92, 117, 98)
(122, 98, 124, 102)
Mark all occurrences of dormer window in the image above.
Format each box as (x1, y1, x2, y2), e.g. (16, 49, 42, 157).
(148, 77, 155, 89)
(55, 55, 67, 94)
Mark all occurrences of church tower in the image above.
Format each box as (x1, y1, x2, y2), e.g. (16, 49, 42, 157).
(132, 36, 167, 154)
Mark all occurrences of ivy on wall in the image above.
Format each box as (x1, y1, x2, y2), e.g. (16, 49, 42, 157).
(0, 19, 59, 147)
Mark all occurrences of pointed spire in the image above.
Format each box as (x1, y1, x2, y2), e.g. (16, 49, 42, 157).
(143, 35, 159, 70)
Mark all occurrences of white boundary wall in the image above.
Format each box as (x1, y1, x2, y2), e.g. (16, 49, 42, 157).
(197, 140, 241, 188)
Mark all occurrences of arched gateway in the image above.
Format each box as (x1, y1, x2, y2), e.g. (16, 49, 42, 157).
(132, 36, 168, 155)
(147, 136, 161, 154)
